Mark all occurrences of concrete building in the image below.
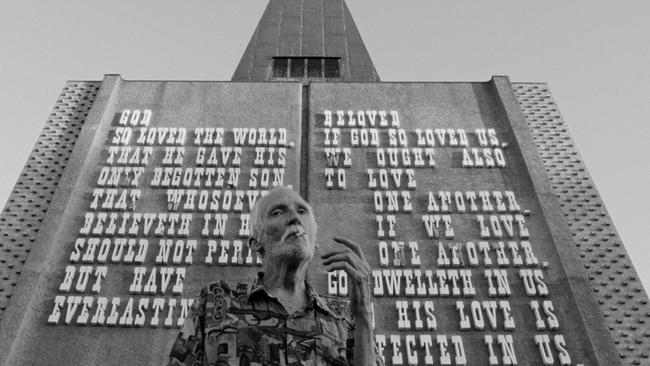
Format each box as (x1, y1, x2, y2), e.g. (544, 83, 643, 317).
(0, 0, 646, 364)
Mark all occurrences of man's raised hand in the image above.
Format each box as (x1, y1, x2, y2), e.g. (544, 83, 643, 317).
(321, 237, 373, 319)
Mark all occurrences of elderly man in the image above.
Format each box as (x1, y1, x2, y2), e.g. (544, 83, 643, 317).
(168, 187, 382, 366)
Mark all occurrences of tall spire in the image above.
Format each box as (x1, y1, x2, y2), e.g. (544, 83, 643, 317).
(232, 0, 380, 82)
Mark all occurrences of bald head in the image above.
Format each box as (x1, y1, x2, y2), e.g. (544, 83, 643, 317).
(248, 187, 318, 261)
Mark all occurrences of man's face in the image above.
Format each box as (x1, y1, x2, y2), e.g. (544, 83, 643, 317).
(255, 188, 318, 264)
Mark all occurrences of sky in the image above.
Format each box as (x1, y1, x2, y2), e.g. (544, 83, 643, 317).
(0, 0, 648, 289)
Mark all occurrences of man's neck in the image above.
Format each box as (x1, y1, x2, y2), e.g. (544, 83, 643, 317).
(263, 260, 310, 313)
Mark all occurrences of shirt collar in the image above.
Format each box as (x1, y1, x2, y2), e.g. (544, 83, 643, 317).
(247, 272, 341, 318)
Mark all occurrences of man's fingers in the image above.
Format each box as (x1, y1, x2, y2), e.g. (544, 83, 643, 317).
(321, 249, 350, 259)
(324, 253, 370, 281)
(322, 252, 359, 267)
(333, 237, 366, 261)
(325, 261, 359, 280)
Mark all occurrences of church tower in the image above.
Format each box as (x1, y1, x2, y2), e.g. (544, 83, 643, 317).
(232, 0, 379, 82)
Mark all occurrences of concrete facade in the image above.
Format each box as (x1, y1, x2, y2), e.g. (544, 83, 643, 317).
(0, 1, 647, 365)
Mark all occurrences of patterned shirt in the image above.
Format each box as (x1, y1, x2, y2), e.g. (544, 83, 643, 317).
(168, 273, 384, 366)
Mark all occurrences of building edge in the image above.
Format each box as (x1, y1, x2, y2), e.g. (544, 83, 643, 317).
(0, 80, 101, 323)
(513, 81, 650, 364)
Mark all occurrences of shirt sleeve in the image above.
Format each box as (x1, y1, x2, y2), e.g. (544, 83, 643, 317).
(345, 320, 386, 366)
(374, 340, 386, 366)
(167, 288, 207, 366)
(345, 331, 386, 366)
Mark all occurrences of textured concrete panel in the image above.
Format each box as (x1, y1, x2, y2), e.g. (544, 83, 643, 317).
(306, 81, 617, 365)
(513, 83, 650, 365)
(0, 78, 303, 366)
(0, 77, 640, 365)
(0, 81, 100, 322)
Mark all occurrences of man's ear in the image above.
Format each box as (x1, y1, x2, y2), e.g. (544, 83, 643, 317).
(248, 237, 263, 256)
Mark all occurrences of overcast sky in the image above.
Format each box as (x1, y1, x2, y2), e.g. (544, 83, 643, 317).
(1, 0, 648, 289)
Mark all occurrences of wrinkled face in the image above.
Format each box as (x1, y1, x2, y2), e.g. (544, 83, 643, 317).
(253, 188, 318, 264)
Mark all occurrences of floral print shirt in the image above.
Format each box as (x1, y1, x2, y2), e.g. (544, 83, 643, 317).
(168, 273, 384, 366)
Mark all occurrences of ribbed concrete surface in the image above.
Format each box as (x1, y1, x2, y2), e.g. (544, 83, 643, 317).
(0, 81, 100, 322)
(514, 82, 650, 365)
